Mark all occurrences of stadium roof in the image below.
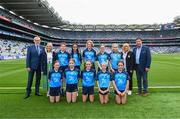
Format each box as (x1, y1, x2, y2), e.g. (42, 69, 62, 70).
(59, 24, 161, 31)
(174, 16, 180, 26)
(0, 0, 179, 31)
(0, 0, 69, 27)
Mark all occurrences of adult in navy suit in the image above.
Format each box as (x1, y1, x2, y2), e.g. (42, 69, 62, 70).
(133, 38, 151, 96)
(25, 36, 44, 99)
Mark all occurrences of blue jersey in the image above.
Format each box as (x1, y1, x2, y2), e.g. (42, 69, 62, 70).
(109, 52, 122, 70)
(64, 68, 79, 84)
(56, 51, 70, 66)
(71, 53, 81, 66)
(83, 48, 96, 63)
(97, 71, 111, 88)
(96, 52, 109, 65)
(112, 71, 129, 91)
(48, 69, 63, 87)
(81, 69, 96, 87)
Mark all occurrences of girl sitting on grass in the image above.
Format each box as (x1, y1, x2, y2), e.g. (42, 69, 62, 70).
(48, 61, 63, 103)
(97, 63, 111, 104)
(64, 58, 80, 103)
(112, 61, 129, 104)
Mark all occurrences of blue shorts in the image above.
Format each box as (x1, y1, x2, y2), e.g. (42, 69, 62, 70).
(99, 88, 109, 95)
(66, 84, 78, 93)
(49, 87, 60, 96)
(82, 86, 94, 95)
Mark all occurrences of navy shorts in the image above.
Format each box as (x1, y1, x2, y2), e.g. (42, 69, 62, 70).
(66, 84, 78, 93)
(49, 87, 60, 96)
(82, 86, 94, 95)
(99, 88, 109, 95)
(114, 90, 125, 95)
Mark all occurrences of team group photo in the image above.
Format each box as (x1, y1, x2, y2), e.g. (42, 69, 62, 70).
(0, 0, 180, 118)
(25, 36, 151, 105)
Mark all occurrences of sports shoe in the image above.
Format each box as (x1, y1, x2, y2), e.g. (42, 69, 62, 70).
(128, 90, 132, 95)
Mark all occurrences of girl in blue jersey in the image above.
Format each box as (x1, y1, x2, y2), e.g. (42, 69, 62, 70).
(56, 42, 70, 71)
(112, 61, 129, 104)
(64, 58, 80, 103)
(96, 44, 109, 71)
(55, 42, 70, 96)
(81, 60, 96, 103)
(48, 62, 63, 103)
(109, 43, 122, 73)
(97, 63, 111, 104)
(82, 40, 96, 69)
(71, 43, 82, 70)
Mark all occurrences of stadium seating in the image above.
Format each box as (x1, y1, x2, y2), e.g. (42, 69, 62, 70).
(0, 39, 31, 60)
(0, 7, 180, 60)
(1, 38, 180, 60)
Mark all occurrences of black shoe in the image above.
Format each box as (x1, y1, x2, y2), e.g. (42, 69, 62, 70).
(24, 95, 30, 99)
(35, 93, 42, 96)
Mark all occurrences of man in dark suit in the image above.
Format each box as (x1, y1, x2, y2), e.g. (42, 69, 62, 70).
(25, 36, 44, 99)
(133, 38, 151, 96)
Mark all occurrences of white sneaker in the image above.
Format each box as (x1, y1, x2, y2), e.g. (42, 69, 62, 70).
(128, 90, 132, 95)
(47, 91, 50, 97)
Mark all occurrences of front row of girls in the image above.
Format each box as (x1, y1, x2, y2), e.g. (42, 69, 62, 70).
(48, 59, 129, 105)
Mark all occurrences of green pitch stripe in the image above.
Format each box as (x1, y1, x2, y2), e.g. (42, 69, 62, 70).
(1, 86, 180, 89)
(153, 61, 180, 66)
(0, 68, 25, 78)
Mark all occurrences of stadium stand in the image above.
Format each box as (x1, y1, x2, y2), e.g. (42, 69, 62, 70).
(0, 39, 31, 60)
(0, 1, 180, 60)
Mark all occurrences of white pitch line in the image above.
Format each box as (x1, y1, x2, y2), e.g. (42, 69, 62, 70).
(1, 86, 180, 90)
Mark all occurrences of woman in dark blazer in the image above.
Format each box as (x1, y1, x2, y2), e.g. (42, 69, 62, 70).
(121, 43, 134, 95)
(41, 42, 56, 96)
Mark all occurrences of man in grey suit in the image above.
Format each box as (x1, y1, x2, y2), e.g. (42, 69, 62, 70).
(25, 36, 44, 99)
(133, 38, 151, 96)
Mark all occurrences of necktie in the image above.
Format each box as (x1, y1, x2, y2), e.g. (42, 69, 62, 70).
(36, 45, 40, 55)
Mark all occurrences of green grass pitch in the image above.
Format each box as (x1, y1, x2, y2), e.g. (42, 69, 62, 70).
(0, 54, 180, 118)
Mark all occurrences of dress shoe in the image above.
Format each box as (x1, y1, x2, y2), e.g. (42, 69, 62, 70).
(143, 92, 149, 97)
(24, 95, 30, 99)
(35, 93, 42, 96)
